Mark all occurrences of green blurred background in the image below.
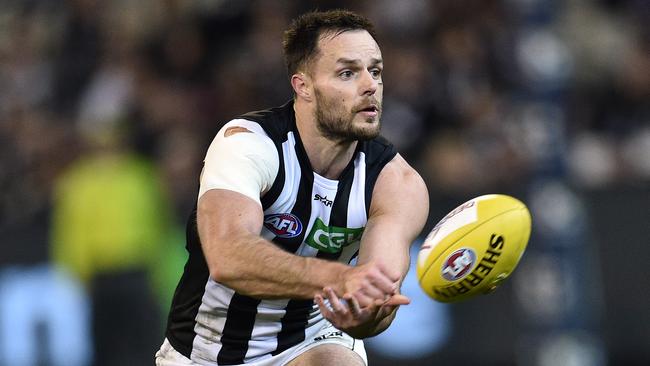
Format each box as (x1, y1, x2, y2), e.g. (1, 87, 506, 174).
(0, 0, 648, 365)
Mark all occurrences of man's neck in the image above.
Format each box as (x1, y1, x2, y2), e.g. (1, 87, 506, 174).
(294, 102, 357, 180)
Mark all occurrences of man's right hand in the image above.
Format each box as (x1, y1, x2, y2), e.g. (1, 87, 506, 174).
(336, 261, 400, 308)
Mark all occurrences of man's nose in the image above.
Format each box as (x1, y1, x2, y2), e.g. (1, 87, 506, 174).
(359, 69, 378, 96)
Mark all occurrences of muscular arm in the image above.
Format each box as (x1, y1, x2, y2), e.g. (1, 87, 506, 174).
(198, 189, 348, 299)
(199, 190, 398, 301)
(316, 154, 429, 338)
(359, 155, 429, 282)
(197, 121, 347, 299)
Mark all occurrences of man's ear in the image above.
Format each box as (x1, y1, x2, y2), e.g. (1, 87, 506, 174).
(291, 72, 312, 102)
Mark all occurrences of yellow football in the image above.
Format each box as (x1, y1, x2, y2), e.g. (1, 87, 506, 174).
(417, 194, 531, 303)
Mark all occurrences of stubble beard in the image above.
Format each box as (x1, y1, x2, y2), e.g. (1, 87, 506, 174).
(314, 88, 381, 142)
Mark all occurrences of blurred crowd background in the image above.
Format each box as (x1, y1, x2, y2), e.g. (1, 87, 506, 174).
(0, 0, 648, 365)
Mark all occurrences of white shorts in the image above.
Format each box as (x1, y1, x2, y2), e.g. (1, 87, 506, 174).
(155, 322, 367, 366)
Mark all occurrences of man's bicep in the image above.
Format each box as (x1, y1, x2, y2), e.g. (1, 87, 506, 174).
(198, 189, 264, 245)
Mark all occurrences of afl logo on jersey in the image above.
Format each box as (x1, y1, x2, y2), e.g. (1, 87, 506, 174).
(441, 248, 476, 281)
(264, 213, 303, 238)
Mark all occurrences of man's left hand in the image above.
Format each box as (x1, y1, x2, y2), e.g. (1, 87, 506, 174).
(314, 287, 410, 338)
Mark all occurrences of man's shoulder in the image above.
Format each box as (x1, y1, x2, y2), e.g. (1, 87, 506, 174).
(360, 135, 397, 167)
(237, 101, 295, 141)
(370, 153, 429, 216)
(237, 101, 293, 122)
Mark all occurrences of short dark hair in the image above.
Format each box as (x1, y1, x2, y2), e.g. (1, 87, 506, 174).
(282, 9, 378, 77)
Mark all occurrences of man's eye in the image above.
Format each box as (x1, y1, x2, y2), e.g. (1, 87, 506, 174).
(339, 71, 353, 79)
(370, 69, 382, 78)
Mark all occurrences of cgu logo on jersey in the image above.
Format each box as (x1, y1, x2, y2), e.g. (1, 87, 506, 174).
(306, 218, 364, 254)
(264, 213, 303, 238)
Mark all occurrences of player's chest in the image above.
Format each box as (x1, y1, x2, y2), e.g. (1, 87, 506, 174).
(261, 174, 367, 257)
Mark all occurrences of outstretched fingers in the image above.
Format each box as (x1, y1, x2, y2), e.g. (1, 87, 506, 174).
(315, 287, 348, 320)
(325, 287, 348, 315)
(343, 293, 364, 317)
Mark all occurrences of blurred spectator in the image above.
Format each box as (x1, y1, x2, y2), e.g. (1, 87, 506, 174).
(50, 117, 178, 365)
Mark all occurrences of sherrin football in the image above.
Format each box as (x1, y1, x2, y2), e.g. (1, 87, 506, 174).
(417, 194, 531, 303)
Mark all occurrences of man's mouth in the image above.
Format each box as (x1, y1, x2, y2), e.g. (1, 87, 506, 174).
(356, 105, 380, 117)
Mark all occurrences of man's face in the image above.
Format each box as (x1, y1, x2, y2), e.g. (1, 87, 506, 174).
(308, 30, 383, 142)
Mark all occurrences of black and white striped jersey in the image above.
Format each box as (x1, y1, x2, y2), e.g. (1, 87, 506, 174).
(165, 101, 397, 365)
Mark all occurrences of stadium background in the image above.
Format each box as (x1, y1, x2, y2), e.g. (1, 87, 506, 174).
(0, 0, 648, 365)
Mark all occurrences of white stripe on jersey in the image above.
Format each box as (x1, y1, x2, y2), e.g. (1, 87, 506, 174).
(245, 299, 289, 363)
(295, 172, 338, 258)
(339, 151, 367, 264)
(260, 131, 301, 240)
(191, 280, 233, 363)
